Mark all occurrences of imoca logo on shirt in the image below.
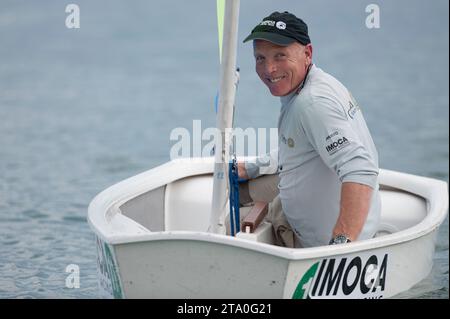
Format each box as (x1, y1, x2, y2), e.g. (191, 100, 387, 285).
(326, 137, 350, 155)
(292, 253, 388, 299)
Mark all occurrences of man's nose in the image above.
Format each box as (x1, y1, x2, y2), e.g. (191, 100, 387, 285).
(264, 60, 277, 74)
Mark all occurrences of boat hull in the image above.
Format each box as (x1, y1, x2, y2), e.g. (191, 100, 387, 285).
(94, 229, 437, 299)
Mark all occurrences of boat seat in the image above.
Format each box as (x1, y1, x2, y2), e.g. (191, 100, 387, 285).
(241, 202, 269, 233)
(236, 202, 275, 244)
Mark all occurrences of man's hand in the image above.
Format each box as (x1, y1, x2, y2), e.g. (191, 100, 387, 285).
(237, 162, 250, 180)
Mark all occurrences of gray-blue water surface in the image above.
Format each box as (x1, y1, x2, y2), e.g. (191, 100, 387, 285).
(0, 0, 448, 298)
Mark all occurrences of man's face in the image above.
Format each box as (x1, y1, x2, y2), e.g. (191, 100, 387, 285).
(254, 40, 312, 97)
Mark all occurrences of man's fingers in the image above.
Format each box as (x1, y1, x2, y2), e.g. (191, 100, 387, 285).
(237, 162, 250, 179)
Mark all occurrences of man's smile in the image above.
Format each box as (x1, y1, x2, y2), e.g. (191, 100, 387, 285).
(267, 75, 286, 83)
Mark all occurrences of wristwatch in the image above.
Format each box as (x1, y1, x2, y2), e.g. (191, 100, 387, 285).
(329, 234, 351, 245)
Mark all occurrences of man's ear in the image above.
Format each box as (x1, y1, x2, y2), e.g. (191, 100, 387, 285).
(305, 44, 313, 64)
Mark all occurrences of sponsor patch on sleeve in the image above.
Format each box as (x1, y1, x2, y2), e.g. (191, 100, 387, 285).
(325, 130, 350, 155)
(347, 91, 361, 119)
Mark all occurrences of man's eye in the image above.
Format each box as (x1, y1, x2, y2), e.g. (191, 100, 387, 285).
(275, 53, 286, 59)
(255, 56, 264, 62)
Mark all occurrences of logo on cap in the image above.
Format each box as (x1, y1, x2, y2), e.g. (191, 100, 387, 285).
(260, 20, 275, 27)
(276, 21, 286, 30)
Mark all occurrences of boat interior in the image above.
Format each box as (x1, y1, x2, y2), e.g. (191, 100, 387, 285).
(118, 173, 428, 246)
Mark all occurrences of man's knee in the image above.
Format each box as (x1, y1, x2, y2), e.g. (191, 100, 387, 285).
(248, 174, 279, 202)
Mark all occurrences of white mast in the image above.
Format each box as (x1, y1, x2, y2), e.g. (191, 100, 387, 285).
(209, 0, 240, 234)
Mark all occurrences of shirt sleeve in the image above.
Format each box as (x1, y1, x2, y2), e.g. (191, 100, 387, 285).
(299, 96, 379, 189)
(244, 148, 278, 179)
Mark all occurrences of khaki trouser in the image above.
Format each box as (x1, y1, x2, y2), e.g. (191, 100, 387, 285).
(239, 175, 300, 248)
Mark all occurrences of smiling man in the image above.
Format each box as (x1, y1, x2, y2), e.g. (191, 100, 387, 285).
(239, 11, 381, 248)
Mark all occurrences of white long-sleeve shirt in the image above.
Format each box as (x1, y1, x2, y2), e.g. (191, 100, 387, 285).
(245, 64, 381, 247)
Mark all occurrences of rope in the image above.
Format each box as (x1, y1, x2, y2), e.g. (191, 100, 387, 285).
(229, 158, 240, 236)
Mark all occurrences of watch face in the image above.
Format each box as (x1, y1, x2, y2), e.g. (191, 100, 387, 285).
(330, 234, 351, 245)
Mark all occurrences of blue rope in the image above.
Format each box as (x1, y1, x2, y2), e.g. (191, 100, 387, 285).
(229, 159, 241, 236)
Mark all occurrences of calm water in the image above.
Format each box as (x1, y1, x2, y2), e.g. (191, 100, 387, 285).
(0, 0, 448, 298)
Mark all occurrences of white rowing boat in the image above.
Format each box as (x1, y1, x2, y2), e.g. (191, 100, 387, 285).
(88, 157, 447, 298)
(87, 0, 448, 299)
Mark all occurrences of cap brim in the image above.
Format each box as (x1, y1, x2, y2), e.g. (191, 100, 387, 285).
(243, 32, 296, 46)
